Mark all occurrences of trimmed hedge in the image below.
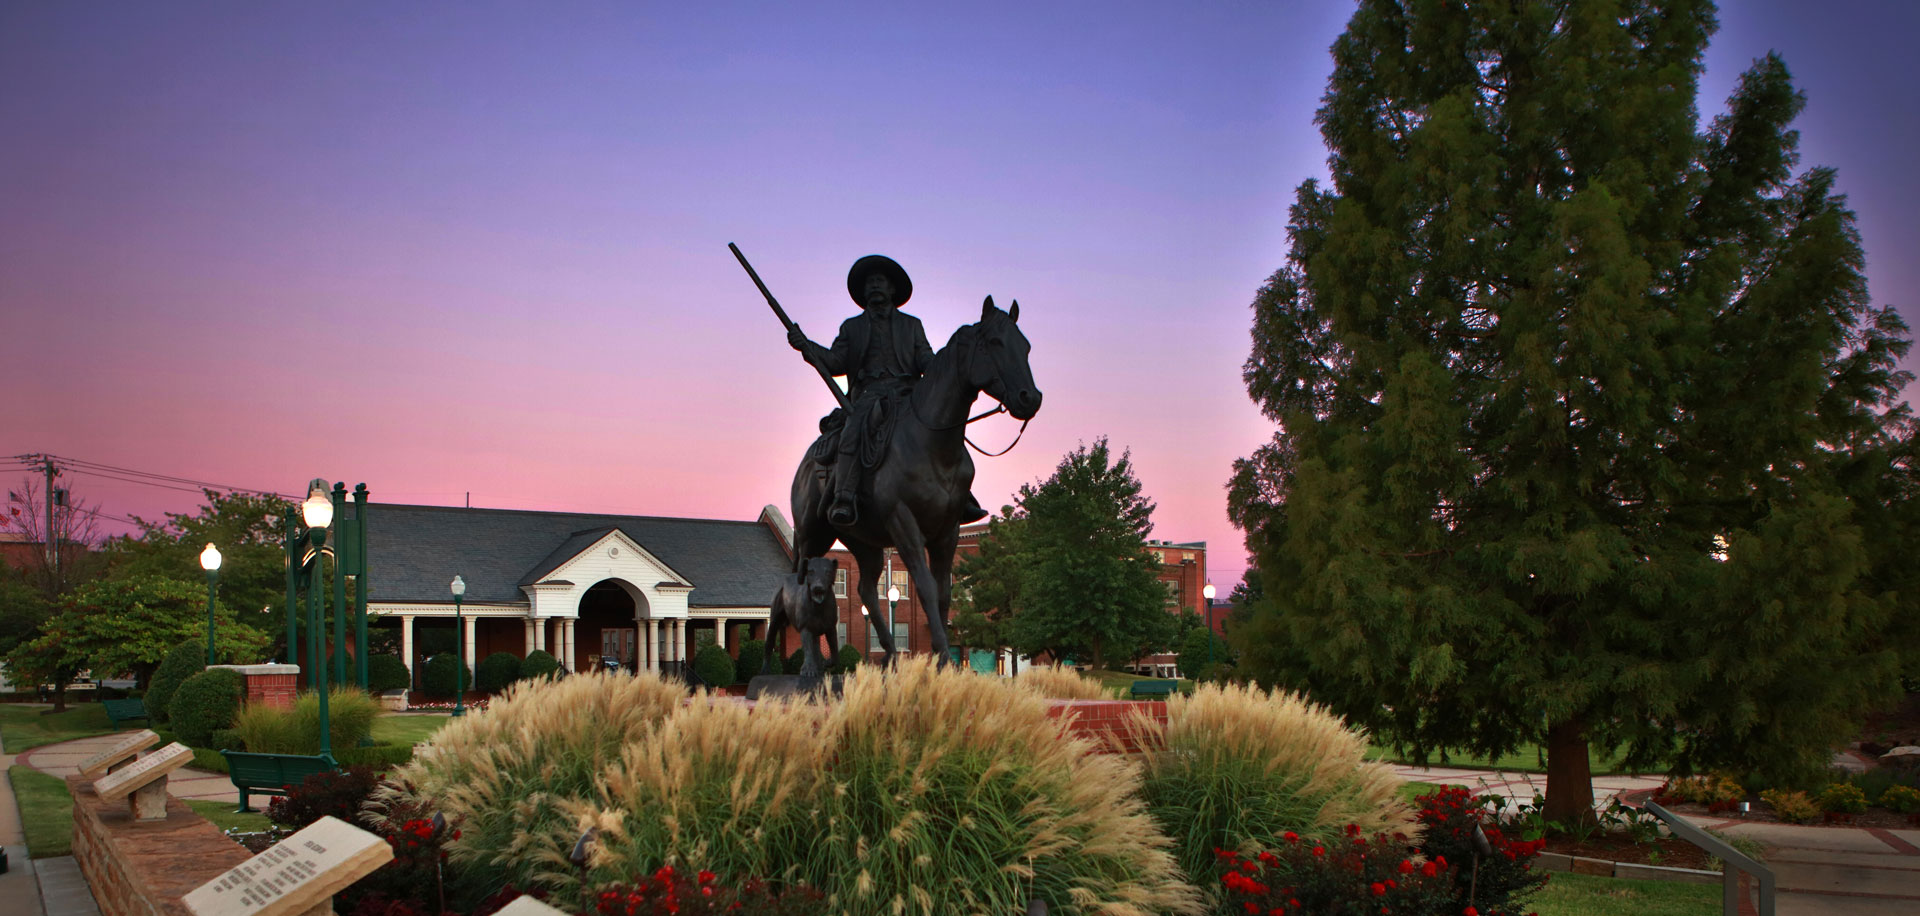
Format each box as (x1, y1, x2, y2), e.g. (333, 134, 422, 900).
(521, 648, 561, 680)
(420, 653, 471, 699)
(693, 644, 734, 688)
(733, 639, 766, 683)
(367, 654, 412, 693)
(475, 651, 522, 693)
(145, 639, 205, 724)
(170, 668, 246, 748)
(337, 743, 415, 769)
(784, 648, 804, 675)
(832, 643, 862, 673)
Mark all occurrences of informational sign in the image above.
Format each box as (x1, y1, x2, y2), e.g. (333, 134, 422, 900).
(93, 742, 190, 801)
(492, 897, 568, 916)
(183, 816, 394, 916)
(78, 730, 160, 779)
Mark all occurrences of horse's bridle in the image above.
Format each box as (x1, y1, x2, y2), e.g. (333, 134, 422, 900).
(905, 322, 1032, 456)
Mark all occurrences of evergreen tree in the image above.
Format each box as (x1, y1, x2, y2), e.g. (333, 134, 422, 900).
(1231, 0, 1913, 823)
(961, 439, 1174, 669)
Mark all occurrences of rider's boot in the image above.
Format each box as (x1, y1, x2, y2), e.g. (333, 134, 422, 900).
(959, 490, 988, 524)
(829, 488, 858, 527)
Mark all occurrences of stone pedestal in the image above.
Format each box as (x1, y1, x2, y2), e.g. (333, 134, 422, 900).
(211, 664, 300, 710)
(745, 674, 844, 700)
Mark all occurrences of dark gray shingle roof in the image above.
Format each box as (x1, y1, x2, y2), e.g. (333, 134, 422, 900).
(364, 504, 792, 606)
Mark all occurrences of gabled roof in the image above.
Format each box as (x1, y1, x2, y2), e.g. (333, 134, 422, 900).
(365, 503, 793, 606)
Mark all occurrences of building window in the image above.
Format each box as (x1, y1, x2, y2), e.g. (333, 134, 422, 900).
(836, 622, 848, 647)
(834, 568, 847, 598)
(1163, 580, 1180, 606)
(869, 620, 911, 652)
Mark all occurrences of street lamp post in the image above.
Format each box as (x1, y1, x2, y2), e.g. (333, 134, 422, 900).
(302, 481, 335, 757)
(450, 576, 467, 717)
(886, 584, 900, 660)
(200, 543, 222, 665)
(1202, 582, 1218, 672)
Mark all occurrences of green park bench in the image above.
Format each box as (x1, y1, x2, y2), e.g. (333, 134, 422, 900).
(101, 698, 149, 729)
(1127, 679, 1179, 699)
(220, 750, 340, 813)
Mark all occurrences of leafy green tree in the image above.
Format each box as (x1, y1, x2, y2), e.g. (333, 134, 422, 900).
(104, 490, 294, 656)
(962, 439, 1173, 670)
(1230, 0, 1913, 824)
(4, 616, 86, 712)
(1175, 627, 1231, 681)
(33, 576, 269, 687)
(949, 509, 1024, 652)
(0, 566, 55, 660)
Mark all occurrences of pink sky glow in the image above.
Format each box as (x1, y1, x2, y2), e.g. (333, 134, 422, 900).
(4, 2, 1916, 592)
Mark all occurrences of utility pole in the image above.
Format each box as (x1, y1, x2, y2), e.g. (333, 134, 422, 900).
(25, 454, 60, 590)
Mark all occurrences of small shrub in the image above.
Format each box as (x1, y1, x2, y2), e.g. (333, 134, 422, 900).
(1761, 788, 1820, 824)
(1215, 828, 1457, 916)
(1415, 786, 1549, 914)
(145, 639, 205, 724)
(1880, 784, 1920, 813)
(692, 643, 734, 688)
(1818, 782, 1869, 814)
(210, 728, 244, 751)
(267, 766, 384, 829)
(367, 654, 412, 693)
(420, 653, 471, 698)
(588, 869, 825, 916)
(336, 743, 415, 769)
(1012, 665, 1109, 699)
(782, 648, 804, 675)
(829, 643, 861, 674)
(731, 639, 765, 683)
(169, 668, 246, 747)
(475, 652, 522, 693)
(520, 649, 560, 680)
(1657, 773, 1746, 808)
(1136, 681, 1412, 883)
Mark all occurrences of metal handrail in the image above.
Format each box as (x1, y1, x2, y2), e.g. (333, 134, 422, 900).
(1642, 800, 1774, 916)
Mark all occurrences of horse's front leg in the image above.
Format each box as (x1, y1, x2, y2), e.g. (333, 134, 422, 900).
(885, 507, 953, 667)
(928, 525, 959, 662)
(848, 541, 895, 667)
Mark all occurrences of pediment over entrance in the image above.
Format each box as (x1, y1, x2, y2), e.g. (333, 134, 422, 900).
(518, 528, 694, 619)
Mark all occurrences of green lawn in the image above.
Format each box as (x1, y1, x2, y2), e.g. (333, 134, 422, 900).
(186, 799, 273, 833)
(1530, 871, 1717, 916)
(371, 713, 450, 746)
(8, 765, 74, 858)
(1366, 741, 1647, 776)
(0, 703, 117, 753)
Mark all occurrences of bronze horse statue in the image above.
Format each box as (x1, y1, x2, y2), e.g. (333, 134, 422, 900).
(786, 296, 1040, 676)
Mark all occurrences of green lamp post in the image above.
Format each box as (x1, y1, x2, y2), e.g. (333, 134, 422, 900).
(1202, 581, 1218, 672)
(200, 543, 222, 665)
(301, 481, 335, 757)
(450, 575, 467, 717)
(887, 584, 900, 658)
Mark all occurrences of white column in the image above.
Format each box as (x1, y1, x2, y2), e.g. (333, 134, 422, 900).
(400, 615, 415, 678)
(534, 617, 547, 652)
(524, 618, 535, 656)
(564, 619, 576, 671)
(463, 615, 477, 673)
(644, 619, 658, 673)
(715, 619, 727, 650)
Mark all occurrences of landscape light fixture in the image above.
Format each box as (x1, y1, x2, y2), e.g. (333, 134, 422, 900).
(302, 483, 334, 531)
(200, 543, 222, 665)
(887, 584, 900, 658)
(450, 575, 467, 717)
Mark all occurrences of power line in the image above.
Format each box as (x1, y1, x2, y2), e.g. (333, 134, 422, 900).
(15, 453, 295, 500)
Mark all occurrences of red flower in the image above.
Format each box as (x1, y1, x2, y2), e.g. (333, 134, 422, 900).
(1282, 831, 1299, 843)
(696, 871, 715, 886)
(1464, 908, 1478, 916)
(1311, 846, 1325, 857)
(1398, 859, 1413, 874)
(1370, 882, 1386, 896)
(1243, 904, 1259, 914)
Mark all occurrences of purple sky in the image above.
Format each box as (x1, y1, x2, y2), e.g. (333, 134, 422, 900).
(4, 2, 1915, 591)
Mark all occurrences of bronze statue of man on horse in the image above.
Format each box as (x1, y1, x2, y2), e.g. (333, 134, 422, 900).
(733, 247, 1042, 678)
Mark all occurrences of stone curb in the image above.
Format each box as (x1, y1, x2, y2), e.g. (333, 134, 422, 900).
(1534, 851, 1720, 885)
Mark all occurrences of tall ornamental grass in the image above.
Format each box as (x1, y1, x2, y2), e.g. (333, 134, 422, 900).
(398, 658, 1201, 916)
(1132, 681, 1412, 884)
(1012, 665, 1111, 700)
(234, 688, 379, 754)
(377, 669, 689, 874)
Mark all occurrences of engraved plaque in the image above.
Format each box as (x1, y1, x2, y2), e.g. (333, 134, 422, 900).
(492, 898, 568, 916)
(78, 730, 160, 778)
(94, 742, 190, 801)
(184, 816, 394, 916)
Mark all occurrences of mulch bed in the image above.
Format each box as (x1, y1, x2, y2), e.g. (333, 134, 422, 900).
(1542, 833, 1716, 871)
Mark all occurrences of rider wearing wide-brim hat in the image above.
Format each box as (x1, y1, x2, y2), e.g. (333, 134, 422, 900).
(788, 255, 984, 526)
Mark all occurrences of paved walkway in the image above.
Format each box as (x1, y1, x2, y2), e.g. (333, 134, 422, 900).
(16, 735, 236, 804)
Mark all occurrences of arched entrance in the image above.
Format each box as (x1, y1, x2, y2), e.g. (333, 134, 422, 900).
(576, 579, 646, 673)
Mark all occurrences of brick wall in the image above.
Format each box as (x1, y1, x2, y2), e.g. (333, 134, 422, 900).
(1045, 699, 1167, 755)
(67, 775, 251, 916)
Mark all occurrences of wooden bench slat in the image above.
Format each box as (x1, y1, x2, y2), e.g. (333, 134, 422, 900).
(218, 750, 340, 813)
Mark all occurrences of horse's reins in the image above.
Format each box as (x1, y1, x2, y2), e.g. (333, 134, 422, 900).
(904, 326, 1032, 456)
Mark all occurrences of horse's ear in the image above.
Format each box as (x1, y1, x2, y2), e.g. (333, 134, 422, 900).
(981, 295, 995, 320)
(1009, 299, 1019, 323)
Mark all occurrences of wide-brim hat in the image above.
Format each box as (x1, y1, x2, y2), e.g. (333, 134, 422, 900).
(847, 254, 912, 306)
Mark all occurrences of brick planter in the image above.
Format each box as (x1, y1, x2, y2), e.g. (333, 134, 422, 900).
(67, 774, 251, 916)
(210, 664, 299, 711)
(1045, 699, 1167, 755)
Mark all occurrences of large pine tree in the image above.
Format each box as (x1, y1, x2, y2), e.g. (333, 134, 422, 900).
(1231, 0, 1914, 823)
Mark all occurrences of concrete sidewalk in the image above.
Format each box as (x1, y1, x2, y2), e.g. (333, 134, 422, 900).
(1, 742, 102, 916)
(1680, 815, 1920, 915)
(16, 735, 236, 804)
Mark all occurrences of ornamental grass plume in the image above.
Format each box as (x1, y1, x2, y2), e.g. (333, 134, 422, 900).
(1133, 681, 1413, 885)
(373, 668, 689, 884)
(1010, 664, 1111, 700)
